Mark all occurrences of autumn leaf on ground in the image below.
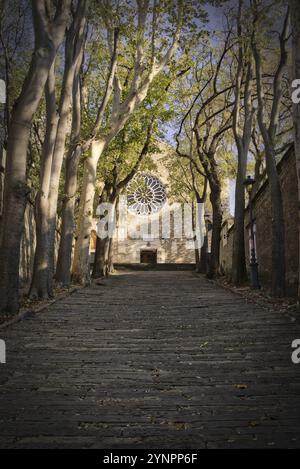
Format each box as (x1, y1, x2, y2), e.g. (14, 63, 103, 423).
(249, 420, 259, 427)
(199, 341, 209, 349)
(234, 384, 248, 390)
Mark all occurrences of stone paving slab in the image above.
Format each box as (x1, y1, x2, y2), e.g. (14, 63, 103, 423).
(0, 270, 300, 449)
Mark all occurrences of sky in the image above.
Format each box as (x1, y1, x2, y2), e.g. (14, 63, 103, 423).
(162, 1, 237, 215)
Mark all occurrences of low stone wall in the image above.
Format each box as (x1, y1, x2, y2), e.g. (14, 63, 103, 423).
(112, 238, 196, 264)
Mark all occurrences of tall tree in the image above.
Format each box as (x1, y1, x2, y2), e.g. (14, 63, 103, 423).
(55, 40, 85, 286)
(71, 0, 191, 285)
(29, 62, 58, 299)
(251, 0, 290, 296)
(29, 0, 89, 299)
(165, 152, 207, 273)
(0, 0, 71, 314)
(92, 120, 154, 278)
(176, 32, 234, 278)
(231, 0, 255, 286)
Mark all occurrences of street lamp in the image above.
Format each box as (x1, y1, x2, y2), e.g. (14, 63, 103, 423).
(243, 176, 260, 289)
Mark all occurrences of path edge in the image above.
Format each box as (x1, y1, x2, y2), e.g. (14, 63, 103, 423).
(0, 286, 85, 331)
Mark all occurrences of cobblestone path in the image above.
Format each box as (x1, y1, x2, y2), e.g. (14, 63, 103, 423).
(0, 270, 300, 448)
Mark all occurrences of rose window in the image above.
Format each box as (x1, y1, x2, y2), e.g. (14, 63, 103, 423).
(127, 174, 167, 216)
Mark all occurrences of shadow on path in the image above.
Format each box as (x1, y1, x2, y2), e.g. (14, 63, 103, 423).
(0, 270, 300, 448)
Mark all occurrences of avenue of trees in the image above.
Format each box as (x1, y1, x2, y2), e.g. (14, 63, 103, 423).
(0, 0, 299, 316)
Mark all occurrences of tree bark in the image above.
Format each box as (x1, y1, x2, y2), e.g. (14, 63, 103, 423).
(252, 2, 288, 296)
(92, 191, 117, 278)
(199, 237, 208, 274)
(191, 201, 201, 272)
(92, 237, 111, 278)
(107, 238, 115, 274)
(231, 159, 247, 284)
(207, 186, 222, 279)
(231, 1, 253, 286)
(47, 0, 88, 290)
(55, 47, 84, 286)
(72, 139, 106, 284)
(29, 62, 58, 299)
(192, 180, 207, 274)
(30, 0, 88, 297)
(0, 1, 71, 313)
(71, 27, 120, 285)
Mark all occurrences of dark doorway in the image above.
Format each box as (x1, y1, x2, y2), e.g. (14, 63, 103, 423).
(140, 250, 157, 264)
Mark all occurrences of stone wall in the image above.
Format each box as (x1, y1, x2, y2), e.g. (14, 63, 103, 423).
(111, 207, 196, 264)
(112, 238, 196, 264)
(220, 146, 299, 295)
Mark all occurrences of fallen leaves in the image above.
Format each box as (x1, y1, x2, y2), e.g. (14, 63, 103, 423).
(234, 384, 248, 390)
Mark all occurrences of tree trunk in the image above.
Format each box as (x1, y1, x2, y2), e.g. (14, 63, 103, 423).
(0, 1, 71, 313)
(107, 238, 115, 274)
(47, 6, 87, 289)
(290, 0, 300, 307)
(29, 63, 58, 299)
(0, 36, 58, 313)
(72, 139, 106, 284)
(255, 117, 286, 297)
(199, 237, 208, 274)
(31, 2, 88, 295)
(92, 192, 117, 278)
(55, 146, 81, 285)
(207, 186, 222, 279)
(192, 199, 203, 273)
(92, 236, 111, 278)
(232, 158, 247, 285)
(195, 247, 201, 272)
(231, 2, 254, 287)
(252, 8, 287, 297)
(56, 49, 83, 286)
(31, 52, 75, 295)
(107, 199, 120, 275)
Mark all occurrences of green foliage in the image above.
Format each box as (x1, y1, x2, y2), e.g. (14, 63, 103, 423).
(96, 70, 177, 194)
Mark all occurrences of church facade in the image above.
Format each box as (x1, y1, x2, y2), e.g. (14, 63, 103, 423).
(91, 144, 199, 266)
